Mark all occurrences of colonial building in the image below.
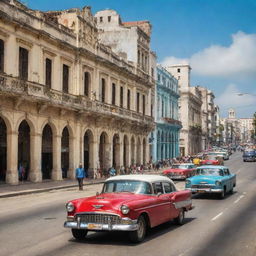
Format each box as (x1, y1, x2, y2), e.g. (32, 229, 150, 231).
(150, 65, 181, 162)
(239, 118, 254, 143)
(0, 0, 155, 184)
(166, 65, 202, 156)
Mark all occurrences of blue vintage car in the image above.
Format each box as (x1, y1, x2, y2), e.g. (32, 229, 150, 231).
(185, 165, 236, 198)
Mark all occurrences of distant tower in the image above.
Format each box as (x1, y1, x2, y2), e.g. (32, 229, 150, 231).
(228, 108, 236, 119)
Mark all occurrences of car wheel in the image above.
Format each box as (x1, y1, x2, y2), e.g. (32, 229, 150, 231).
(230, 186, 234, 194)
(219, 189, 225, 199)
(129, 215, 146, 243)
(174, 209, 185, 225)
(71, 229, 88, 240)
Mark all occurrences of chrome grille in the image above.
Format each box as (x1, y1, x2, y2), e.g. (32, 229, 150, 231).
(76, 214, 121, 225)
(192, 184, 213, 189)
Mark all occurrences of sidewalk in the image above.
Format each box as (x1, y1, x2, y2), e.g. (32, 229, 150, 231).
(0, 170, 165, 199)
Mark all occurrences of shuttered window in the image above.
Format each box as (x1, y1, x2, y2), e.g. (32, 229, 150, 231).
(101, 78, 105, 102)
(136, 92, 140, 113)
(63, 64, 69, 93)
(120, 86, 123, 108)
(19, 47, 28, 80)
(0, 40, 4, 73)
(84, 72, 90, 96)
(112, 83, 116, 105)
(142, 95, 145, 115)
(127, 89, 130, 110)
(45, 58, 52, 88)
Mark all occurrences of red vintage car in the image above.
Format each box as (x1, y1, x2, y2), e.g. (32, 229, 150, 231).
(162, 163, 196, 180)
(200, 155, 222, 165)
(64, 175, 193, 243)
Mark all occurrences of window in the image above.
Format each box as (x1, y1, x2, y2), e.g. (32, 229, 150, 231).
(136, 92, 140, 112)
(108, 16, 111, 22)
(138, 50, 140, 66)
(127, 89, 130, 110)
(151, 103, 153, 117)
(19, 47, 28, 80)
(84, 72, 90, 96)
(62, 64, 69, 93)
(120, 86, 123, 108)
(0, 39, 4, 73)
(177, 68, 180, 73)
(163, 183, 172, 193)
(112, 83, 116, 105)
(101, 78, 106, 102)
(142, 95, 145, 115)
(45, 58, 52, 88)
(153, 182, 163, 194)
(100, 16, 103, 22)
(151, 68, 154, 78)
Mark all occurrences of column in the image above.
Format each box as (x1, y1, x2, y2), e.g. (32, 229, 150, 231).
(52, 134, 62, 180)
(29, 132, 42, 182)
(67, 136, 75, 179)
(6, 131, 18, 185)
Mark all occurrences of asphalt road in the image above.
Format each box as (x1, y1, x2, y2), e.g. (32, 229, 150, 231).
(0, 152, 255, 256)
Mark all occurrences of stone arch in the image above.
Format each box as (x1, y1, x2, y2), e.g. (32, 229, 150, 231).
(123, 134, 129, 168)
(15, 115, 36, 135)
(131, 136, 135, 165)
(40, 119, 58, 137)
(41, 123, 53, 179)
(112, 133, 120, 170)
(99, 131, 110, 175)
(0, 116, 7, 182)
(18, 120, 31, 181)
(84, 129, 94, 174)
(136, 137, 142, 164)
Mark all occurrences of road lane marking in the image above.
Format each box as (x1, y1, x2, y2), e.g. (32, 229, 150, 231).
(211, 212, 223, 221)
(234, 195, 245, 204)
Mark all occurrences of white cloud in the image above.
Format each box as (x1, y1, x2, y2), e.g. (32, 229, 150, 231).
(161, 31, 256, 79)
(215, 84, 256, 109)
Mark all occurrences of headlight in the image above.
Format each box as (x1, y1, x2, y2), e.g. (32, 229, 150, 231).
(185, 180, 191, 185)
(121, 205, 130, 214)
(215, 181, 222, 186)
(66, 202, 75, 212)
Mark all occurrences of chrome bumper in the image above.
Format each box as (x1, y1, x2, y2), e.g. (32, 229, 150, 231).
(168, 175, 186, 179)
(187, 188, 223, 193)
(64, 219, 138, 231)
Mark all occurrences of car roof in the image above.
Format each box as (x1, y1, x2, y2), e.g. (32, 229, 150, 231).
(106, 174, 174, 184)
(197, 165, 227, 169)
(173, 163, 194, 165)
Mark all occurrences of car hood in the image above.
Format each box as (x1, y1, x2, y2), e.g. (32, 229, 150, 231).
(70, 192, 150, 213)
(163, 168, 189, 173)
(188, 175, 223, 184)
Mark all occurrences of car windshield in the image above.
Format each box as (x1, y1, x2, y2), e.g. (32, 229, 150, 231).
(172, 165, 192, 169)
(204, 155, 217, 160)
(102, 180, 152, 195)
(196, 168, 223, 176)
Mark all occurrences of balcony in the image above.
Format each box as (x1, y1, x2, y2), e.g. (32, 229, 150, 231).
(0, 74, 154, 127)
(162, 117, 182, 127)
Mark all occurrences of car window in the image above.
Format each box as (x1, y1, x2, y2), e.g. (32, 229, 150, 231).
(153, 182, 163, 194)
(163, 182, 172, 193)
(224, 169, 230, 175)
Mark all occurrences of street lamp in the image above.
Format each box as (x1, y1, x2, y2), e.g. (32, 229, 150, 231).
(237, 93, 256, 96)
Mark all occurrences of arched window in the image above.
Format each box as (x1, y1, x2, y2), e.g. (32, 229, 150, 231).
(0, 39, 4, 73)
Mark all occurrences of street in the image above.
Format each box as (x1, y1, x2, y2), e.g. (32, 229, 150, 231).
(0, 152, 256, 256)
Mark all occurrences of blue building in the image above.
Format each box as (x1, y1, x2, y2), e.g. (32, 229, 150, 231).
(150, 65, 182, 162)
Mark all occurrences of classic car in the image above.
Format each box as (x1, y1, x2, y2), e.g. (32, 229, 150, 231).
(207, 151, 229, 160)
(185, 165, 236, 198)
(64, 175, 193, 243)
(162, 163, 196, 180)
(243, 150, 256, 162)
(200, 155, 223, 165)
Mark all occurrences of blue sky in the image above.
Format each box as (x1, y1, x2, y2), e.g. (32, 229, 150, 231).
(27, 0, 256, 118)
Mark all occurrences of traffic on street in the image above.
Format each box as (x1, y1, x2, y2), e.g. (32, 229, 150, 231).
(0, 151, 255, 256)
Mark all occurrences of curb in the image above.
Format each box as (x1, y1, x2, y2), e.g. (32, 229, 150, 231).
(0, 180, 105, 199)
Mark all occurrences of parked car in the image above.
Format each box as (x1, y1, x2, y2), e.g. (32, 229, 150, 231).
(207, 151, 229, 160)
(162, 163, 196, 180)
(185, 165, 236, 198)
(64, 175, 193, 243)
(243, 150, 256, 162)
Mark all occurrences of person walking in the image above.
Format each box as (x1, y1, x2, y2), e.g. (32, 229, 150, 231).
(76, 163, 86, 191)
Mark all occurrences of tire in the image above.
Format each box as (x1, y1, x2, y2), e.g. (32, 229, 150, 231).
(129, 215, 146, 243)
(71, 229, 88, 240)
(219, 189, 225, 199)
(174, 209, 185, 225)
(230, 186, 234, 194)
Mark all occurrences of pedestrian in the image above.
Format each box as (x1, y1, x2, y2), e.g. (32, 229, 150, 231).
(75, 163, 86, 191)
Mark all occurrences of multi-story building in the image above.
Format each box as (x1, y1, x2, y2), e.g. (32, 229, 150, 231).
(239, 118, 253, 143)
(150, 65, 181, 162)
(0, 0, 155, 184)
(166, 65, 202, 156)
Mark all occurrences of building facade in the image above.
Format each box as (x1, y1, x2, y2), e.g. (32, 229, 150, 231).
(150, 65, 181, 162)
(166, 65, 202, 156)
(0, 0, 155, 184)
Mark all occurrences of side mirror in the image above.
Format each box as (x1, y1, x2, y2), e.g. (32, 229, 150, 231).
(157, 192, 162, 197)
(96, 192, 100, 196)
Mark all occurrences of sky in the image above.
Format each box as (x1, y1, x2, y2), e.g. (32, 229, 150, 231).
(26, 0, 256, 118)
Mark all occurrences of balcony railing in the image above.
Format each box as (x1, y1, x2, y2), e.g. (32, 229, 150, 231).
(0, 74, 154, 126)
(162, 117, 182, 127)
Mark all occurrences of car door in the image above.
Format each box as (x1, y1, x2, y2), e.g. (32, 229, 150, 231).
(151, 182, 171, 226)
(162, 182, 179, 219)
(223, 168, 232, 191)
